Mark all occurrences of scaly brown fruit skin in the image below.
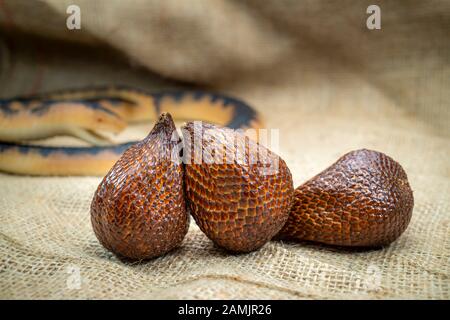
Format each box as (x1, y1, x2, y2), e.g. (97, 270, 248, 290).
(90, 113, 189, 260)
(182, 122, 294, 253)
(277, 149, 414, 247)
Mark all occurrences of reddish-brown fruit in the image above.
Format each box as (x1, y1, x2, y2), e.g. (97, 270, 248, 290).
(182, 122, 294, 252)
(90, 113, 189, 260)
(277, 149, 414, 247)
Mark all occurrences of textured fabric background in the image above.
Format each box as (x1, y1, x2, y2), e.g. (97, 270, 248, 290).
(0, 0, 449, 299)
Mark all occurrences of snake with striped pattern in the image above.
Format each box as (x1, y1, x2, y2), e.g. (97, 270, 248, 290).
(0, 86, 263, 176)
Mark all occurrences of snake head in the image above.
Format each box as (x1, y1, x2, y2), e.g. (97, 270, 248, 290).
(43, 100, 128, 145)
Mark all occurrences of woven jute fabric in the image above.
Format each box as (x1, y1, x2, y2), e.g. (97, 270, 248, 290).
(0, 0, 449, 299)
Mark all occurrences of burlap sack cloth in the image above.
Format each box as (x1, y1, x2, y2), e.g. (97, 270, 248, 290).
(0, 0, 449, 299)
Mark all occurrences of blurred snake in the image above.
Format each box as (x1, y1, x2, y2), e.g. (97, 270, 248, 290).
(0, 86, 263, 176)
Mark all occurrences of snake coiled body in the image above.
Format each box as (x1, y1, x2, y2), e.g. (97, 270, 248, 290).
(0, 86, 262, 176)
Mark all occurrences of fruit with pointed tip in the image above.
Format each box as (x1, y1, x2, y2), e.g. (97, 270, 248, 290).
(276, 149, 414, 247)
(182, 122, 294, 252)
(90, 113, 189, 260)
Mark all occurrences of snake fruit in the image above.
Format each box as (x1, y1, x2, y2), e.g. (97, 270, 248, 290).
(182, 122, 294, 252)
(277, 149, 414, 247)
(90, 113, 189, 260)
